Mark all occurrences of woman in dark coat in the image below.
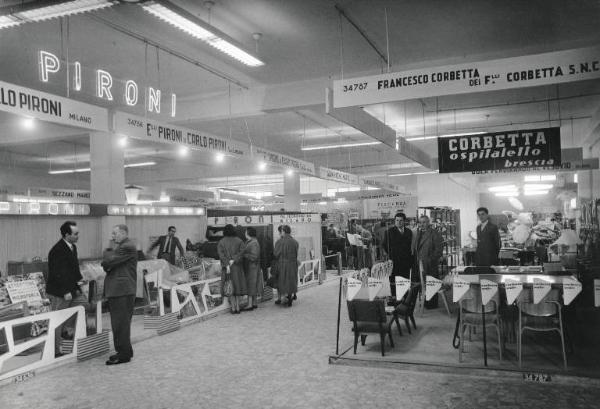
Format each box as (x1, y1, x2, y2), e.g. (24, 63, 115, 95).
(243, 227, 261, 311)
(218, 224, 246, 314)
(274, 225, 299, 307)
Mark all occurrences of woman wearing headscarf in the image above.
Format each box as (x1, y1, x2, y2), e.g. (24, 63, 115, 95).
(218, 224, 246, 314)
(274, 225, 299, 307)
(242, 227, 261, 311)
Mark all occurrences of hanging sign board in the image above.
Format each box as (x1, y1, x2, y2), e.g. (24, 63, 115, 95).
(0, 80, 108, 131)
(367, 277, 383, 301)
(107, 205, 205, 217)
(114, 112, 249, 158)
(252, 146, 315, 176)
(363, 194, 418, 217)
(0, 201, 90, 216)
(438, 127, 561, 174)
(5, 280, 42, 304)
(425, 276, 442, 301)
(594, 279, 600, 308)
(452, 277, 471, 302)
(533, 278, 552, 304)
(346, 277, 362, 301)
(504, 278, 524, 305)
(209, 215, 273, 226)
(562, 277, 582, 305)
(274, 213, 319, 225)
(358, 177, 406, 194)
(332, 46, 600, 108)
(480, 279, 498, 306)
(318, 166, 359, 185)
(395, 276, 411, 301)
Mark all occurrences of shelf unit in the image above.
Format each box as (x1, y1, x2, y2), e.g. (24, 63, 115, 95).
(417, 206, 461, 276)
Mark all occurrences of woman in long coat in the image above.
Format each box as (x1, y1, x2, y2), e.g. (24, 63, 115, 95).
(218, 224, 246, 314)
(243, 227, 261, 311)
(274, 225, 299, 307)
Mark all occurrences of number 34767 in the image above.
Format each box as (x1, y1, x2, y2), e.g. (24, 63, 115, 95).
(343, 83, 367, 92)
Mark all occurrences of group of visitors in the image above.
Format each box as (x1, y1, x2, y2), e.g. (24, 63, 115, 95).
(217, 223, 299, 313)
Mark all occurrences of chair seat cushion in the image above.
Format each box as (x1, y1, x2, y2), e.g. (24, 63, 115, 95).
(352, 317, 394, 333)
(462, 312, 499, 326)
(522, 315, 560, 329)
(395, 304, 409, 316)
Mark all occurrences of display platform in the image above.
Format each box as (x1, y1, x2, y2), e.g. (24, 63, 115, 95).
(331, 301, 600, 381)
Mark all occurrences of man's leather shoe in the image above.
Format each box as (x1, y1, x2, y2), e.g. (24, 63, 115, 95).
(106, 358, 130, 365)
(109, 354, 118, 361)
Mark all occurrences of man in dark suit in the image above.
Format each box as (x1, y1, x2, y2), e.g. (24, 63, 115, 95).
(381, 213, 413, 297)
(148, 226, 184, 265)
(102, 224, 137, 365)
(475, 207, 501, 266)
(47, 221, 87, 357)
(412, 215, 444, 308)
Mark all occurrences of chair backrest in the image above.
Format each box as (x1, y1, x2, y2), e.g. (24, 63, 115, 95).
(519, 288, 561, 317)
(347, 299, 386, 323)
(402, 283, 421, 311)
(460, 285, 499, 314)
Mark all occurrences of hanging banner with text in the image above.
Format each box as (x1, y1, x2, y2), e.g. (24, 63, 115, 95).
(358, 177, 406, 194)
(113, 112, 249, 158)
(0, 80, 108, 131)
(332, 46, 600, 108)
(252, 146, 316, 176)
(437, 127, 561, 174)
(318, 166, 359, 185)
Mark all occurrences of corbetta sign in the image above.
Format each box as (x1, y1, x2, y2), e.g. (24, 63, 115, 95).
(38, 50, 176, 117)
(437, 127, 562, 174)
(332, 46, 600, 108)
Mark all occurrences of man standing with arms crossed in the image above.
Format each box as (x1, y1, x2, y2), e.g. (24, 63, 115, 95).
(102, 224, 137, 365)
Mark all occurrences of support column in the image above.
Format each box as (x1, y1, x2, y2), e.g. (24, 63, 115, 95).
(90, 132, 126, 249)
(284, 171, 301, 212)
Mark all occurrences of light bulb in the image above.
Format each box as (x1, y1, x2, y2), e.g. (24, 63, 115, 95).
(21, 117, 35, 130)
(118, 136, 128, 147)
(178, 146, 189, 157)
(216, 153, 225, 162)
(258, 161, 267, 171)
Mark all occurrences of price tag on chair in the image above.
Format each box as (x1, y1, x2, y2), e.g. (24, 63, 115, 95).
(504, 278, 523, 305)
(594, 279, 600, 307)
(480, 279, 498, 306)
(367, 277, 383, 301)
(395, 276, 411, 300)
(533, 278, 552, 304)
(346, 277, 363, 301)
(452, 277, 470, 302)
(562, 277, 582, 305)
(425, 276, 442, 301)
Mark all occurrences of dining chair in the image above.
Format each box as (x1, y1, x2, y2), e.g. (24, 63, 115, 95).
(347, 299, 396, 356)
(517, 288, 567, 369)
(394, 283, 420, 334)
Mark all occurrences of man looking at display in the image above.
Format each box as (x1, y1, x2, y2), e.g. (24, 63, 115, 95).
(381, 213, 413, 297)
(47, 221, 87, 357)
(412, 215, 443, 307)
(475, 207, 501, 266)
(102, 224, 137, 365)
(148, 226, 184, 265)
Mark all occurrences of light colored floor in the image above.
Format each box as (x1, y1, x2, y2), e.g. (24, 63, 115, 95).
(1, 279, 599, 409)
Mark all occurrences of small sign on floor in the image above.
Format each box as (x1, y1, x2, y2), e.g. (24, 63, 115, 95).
(13, 370, 35, 384)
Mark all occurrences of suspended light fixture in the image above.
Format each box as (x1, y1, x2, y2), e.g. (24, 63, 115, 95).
(125, 185, 142, 204)
(141, 1, 264, 67)
(301, 141, 382, 151)
(48, 161, 156, 174)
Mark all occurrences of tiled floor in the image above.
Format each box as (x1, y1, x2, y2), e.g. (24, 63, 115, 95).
(1, 279, 599, 409)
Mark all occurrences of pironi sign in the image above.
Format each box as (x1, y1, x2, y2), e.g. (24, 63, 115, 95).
(437, 127, 561, 174)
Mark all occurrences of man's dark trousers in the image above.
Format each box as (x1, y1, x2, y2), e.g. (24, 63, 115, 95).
(108, 295, 135, 360)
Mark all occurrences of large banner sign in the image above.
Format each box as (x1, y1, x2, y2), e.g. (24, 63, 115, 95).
(252, 146, 316, 176)
(0, 80, 108, 131)
(114, 112, 249, 158)
(333, 46, 600, 108)
(437, 127, 561, 174)
(318, 166, 359, 185)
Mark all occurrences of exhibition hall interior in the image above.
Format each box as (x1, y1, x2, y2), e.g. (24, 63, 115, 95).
(0, 1, 599, 408)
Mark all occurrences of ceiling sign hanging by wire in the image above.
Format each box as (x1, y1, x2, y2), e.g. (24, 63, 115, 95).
(252, 146, 316, 176)
(113, 111, 249, 158)
(318, 166, 360, 185)
(332, 46, 600, 108)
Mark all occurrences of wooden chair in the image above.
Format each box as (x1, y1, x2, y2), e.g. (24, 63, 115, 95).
(347, 299, 396, 356)
(394, 283, 420, 334)
(517, 289, 567, 369)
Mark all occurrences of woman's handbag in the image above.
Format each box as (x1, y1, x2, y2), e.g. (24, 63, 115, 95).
(222, 266, 233, 297)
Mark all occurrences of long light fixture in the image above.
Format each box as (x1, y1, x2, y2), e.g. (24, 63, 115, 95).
(495, 192, 519, 197)
(524, 190, 549, 196)
(524, 174, 556, 182)
(301, 141, 382, 151)
(488, 185, 517, 192)
(0, 0, 115, 29)
(49, 161, 156, 174)
(388, 170, 438, 177)
(406, 131, 487, 142)
(141, 1, 264, 67)
(405, 136, 437, 142)
(524, 183, 553, 190)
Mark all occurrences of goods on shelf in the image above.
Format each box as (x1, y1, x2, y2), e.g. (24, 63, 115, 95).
(417, 207, 461, 275)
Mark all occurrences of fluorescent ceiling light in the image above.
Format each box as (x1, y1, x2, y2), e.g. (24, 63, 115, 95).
(388, 171, 438, 177)
(495, 192, 520, 197)
(524, 183, 553, 190)
(524, 174, 556, 182)
(49, 161, 155, 174)
(524, 175, 540, 182)
(405, 136, 437, 142)
(524, 190, 549, 196)
(574, 174, 578, 184)
(301, 141, 382, 151)
(488, 185, 517, 192)
(439, 131, 487, 138)
(318, 201, 327, 205)
(10, 0, 114, 24)
(540, 175, 557, 181)
(141, 2, 264, 67)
